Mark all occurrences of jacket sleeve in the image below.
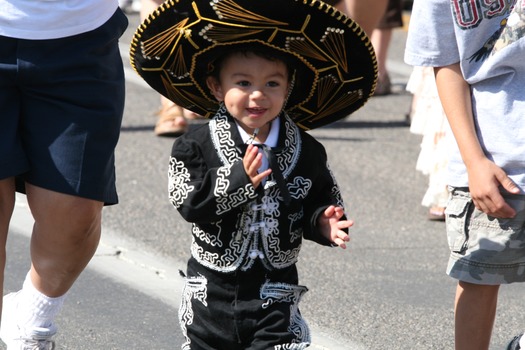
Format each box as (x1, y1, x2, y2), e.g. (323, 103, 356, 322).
(301, 142, 348, 246)
(168, 134, 259, 224)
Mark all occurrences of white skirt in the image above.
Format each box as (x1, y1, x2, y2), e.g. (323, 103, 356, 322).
(407, 66, 452, 208)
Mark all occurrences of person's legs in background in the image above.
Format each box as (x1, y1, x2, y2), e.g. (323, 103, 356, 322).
(371, 27, 394, 95)
(370, 0, 404, 96)
(154, 96, 189, 137)
(341, 0, 388, 35)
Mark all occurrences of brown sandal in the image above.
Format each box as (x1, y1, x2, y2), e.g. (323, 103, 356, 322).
(154, 103, 188, 137)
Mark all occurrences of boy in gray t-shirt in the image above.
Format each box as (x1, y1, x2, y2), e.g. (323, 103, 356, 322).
(405, 0, 525, 348)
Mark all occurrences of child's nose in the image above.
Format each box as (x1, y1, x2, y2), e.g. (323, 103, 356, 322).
(250, 89, 264, 99)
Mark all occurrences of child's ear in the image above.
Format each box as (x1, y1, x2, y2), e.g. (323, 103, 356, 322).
(206, 76, 224, 101)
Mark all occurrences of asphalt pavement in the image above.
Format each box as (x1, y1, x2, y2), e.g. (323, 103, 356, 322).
(4, 10, 525, 350)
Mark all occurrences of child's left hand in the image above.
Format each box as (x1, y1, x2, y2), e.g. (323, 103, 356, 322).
(318, 205, 352, 249)
(243, 144, 272, 189)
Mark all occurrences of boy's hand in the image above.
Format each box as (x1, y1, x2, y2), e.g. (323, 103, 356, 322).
(243, 144, 271, 189)
(467, 158, 519, 218)
(318, 205, 353, 249)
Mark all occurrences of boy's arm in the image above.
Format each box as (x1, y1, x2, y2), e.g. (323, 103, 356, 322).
(434, 63, 519, 218)
(301, 143, 351, 247)
(169, 137, 258, 223)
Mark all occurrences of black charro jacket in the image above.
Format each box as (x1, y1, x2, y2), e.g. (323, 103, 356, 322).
(168, 107, 346, 273)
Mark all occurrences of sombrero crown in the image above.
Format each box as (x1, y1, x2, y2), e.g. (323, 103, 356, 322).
(130, 0, 377, 130)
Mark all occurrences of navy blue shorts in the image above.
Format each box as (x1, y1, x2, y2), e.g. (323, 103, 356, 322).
(0, 9, 128, 205)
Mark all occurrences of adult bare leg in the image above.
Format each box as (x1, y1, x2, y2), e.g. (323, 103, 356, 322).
(332, 0, 348, 14)
(25, 184, 103, 298)
(140, 0, 162, 19)
(0, 178, 16, 318)
(343, 0, 388, 35)
(454, 281, 499, 350)
(0, 183, 103, 348)
(370, 27, 394, 95)
(371, 28, 393, 80)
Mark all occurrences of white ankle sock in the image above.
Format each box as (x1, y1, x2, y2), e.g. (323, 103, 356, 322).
(520, 333, 525, 348)
(16, 272, 67, 329)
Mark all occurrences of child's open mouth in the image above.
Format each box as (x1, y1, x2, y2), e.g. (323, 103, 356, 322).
(247, 107, 267, 116)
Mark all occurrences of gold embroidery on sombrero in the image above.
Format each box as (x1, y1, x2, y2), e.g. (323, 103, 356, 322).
(294, 86, 362, 125)
(286, 36, 328, 62)
(199, 24, 265, 43)
(295, 77, 362, 120)
(139, 18, 189, 61)
(310, 89, 363, 121)
(321, 27, 348, 72)
(316, 74, 339, 107)
(211, 0, 288, 25)
(160, 75, 216, 114)
(138, 17, 192, 81)
(165, 45, 188, 79)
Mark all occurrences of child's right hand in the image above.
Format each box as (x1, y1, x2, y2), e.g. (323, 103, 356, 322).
(243, 144, 272, 189)
(467, 157, 520, 218)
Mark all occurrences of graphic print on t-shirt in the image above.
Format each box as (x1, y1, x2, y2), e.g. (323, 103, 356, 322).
(458, 0, 525, 62)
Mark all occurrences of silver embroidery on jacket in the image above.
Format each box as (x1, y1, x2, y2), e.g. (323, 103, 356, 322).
(192, 222, 223, 247)
(168, 157, 195, 209)
(179, 108, 333, 273)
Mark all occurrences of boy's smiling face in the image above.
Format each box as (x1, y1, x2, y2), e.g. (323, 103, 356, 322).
(207, 52, 290, 138)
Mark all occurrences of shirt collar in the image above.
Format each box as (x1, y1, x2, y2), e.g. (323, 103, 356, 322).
(237, 117, 280, 148)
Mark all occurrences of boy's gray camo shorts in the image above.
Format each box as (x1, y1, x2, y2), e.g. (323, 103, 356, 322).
(445, 187, 525, 285)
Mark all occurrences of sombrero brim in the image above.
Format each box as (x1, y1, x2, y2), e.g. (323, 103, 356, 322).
(130, 0, 377, 130)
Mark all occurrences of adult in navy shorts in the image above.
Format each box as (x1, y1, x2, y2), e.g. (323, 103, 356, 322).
(0, 1, 128, 348)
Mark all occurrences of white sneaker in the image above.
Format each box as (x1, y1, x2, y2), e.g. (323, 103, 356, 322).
(1, 292, 57, 350)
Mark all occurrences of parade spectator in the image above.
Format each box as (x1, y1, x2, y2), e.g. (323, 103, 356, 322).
(370, 0, 404, 95)
(0, 1, 128, 348)
(406, 1, 525, 349)
(341, 0, 389, 35)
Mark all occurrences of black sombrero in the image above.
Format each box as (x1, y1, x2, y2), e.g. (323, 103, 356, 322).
(130, 0, 377, 130)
